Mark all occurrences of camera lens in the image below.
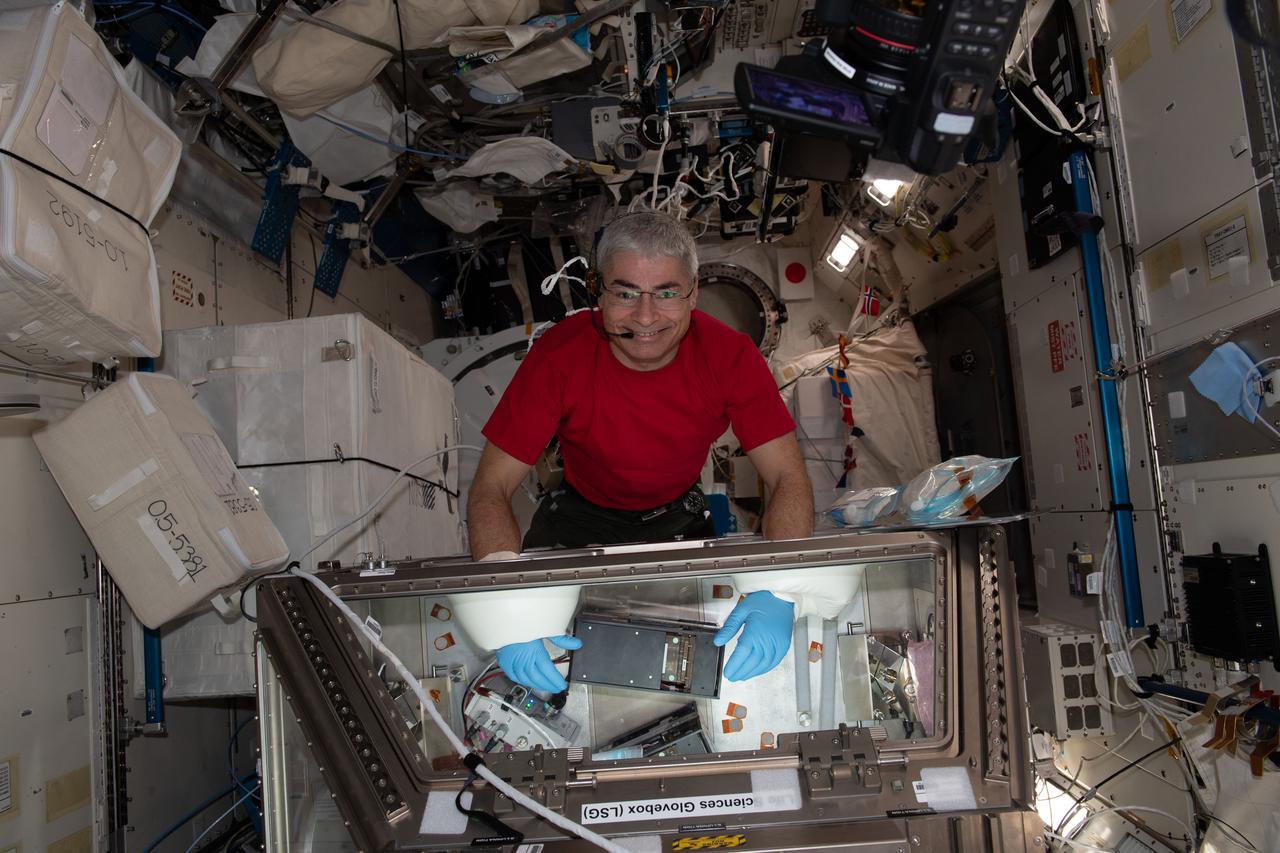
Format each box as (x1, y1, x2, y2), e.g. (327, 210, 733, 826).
(819, 0, 925, 98)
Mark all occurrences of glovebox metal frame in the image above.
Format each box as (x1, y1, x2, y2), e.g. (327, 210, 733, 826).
(253, 525, 1041, 851)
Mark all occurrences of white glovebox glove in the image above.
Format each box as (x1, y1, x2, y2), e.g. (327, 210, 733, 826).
(450, 550, 581, 650)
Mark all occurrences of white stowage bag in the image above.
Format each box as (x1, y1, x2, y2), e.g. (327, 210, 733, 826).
(250, 0, 540, 117)
(154, 314, 463, 698)
(0, 3, 181, 366)
(159, 313, 464, 572)
(33, 373, 290, 629)
(774, 321, 941, 509)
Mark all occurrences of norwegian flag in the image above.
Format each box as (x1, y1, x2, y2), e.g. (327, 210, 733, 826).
(858, 287, 881, 317)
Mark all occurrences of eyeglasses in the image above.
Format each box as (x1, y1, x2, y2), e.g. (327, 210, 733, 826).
(601, 283, 694, 309)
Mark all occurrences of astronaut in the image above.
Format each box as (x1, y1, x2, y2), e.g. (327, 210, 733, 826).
(453, 211, 855, 693)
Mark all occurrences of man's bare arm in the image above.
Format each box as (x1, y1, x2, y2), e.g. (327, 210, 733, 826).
(746, 432, 814, 540)
(467, 441, 534, 559)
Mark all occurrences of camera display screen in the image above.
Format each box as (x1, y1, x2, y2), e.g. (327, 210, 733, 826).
(744, 65, 874, 128)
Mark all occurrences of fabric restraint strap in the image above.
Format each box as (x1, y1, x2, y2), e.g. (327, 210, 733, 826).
(0, 148, 149, 236)
(236, 454, 459, 498)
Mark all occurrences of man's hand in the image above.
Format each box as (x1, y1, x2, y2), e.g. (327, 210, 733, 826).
(746, 433, 813, 540)
(468, 442, 533, 559)
(713, 590, 795, 681)
(496, 636, 583, 693)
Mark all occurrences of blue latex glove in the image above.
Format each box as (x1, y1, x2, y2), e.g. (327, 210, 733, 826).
(713, 591, 795, 682)
(496, 635, 583, 693)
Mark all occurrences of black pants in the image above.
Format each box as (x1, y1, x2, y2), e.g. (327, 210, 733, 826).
(522, 482, 715, 550)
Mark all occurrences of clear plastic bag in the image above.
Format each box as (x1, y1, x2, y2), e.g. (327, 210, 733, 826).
(830, 486, 900, 528)
(900, 456, 1017, 522)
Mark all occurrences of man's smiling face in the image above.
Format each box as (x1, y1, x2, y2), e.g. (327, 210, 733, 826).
(599, 250, 697, 372)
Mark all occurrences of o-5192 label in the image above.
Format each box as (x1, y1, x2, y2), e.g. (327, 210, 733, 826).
(45, 189, 130, 271)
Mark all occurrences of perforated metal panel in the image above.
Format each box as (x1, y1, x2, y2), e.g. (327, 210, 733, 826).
(1022, 621, 1112, 739)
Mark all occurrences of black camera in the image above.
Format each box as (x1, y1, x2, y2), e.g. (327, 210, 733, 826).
(735, 0, 1025, 176)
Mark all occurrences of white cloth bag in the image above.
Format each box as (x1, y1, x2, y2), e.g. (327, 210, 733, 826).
(0, 3, 180, 366)
(34, 373, 290, 628)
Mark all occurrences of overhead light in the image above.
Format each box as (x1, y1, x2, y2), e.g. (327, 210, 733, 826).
(826, 229, 862, 273)
(1033, 778, 1088, 838)
(868, 178, 904, 207)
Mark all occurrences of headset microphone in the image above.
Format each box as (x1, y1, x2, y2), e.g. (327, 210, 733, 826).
(605, 330, 635, 339)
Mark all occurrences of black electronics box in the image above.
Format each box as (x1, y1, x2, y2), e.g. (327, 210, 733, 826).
(568, 615, 723, 698)
(1182, 544, 1280, 662)
(1010, 0, 1088, 162)
(1018, 142, 1076, 269)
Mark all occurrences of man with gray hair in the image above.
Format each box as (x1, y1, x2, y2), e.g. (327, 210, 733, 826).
(461, 211, 814, 691)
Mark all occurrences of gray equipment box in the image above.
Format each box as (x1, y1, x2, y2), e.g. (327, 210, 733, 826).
(568, 615, 723, 698)
(1022, 620, 1113, 739)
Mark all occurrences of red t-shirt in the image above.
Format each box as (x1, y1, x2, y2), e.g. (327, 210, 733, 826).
(483, 310, 796, 510)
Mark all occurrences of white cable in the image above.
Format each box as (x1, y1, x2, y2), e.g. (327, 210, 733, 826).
(1093, 659, 1141, 712)
(1240, 356, 1280, 441)
(1006, 84, 1067, 136)
(540, 255, 589, 296)
(1128, 635, 1168, 675)
(1041, 831, 1113, 853)
(184, 783, 261, 852)
(1081, 711, 1150, 762)
(295, 445, 483, 567)
(1206, 821, 1262, 853)
(1031, 83, 1087, 132)
(649, 118, 672, 211)
(1074, 804, 1196, 846)
(292, 570, 630, 852)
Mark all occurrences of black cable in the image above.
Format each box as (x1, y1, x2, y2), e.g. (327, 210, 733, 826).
(237, 561, 300, 622)
(1081, 737, 1181, 799)
(695, 3, 727, 67)
(236, 455, 458, 498)
(238, 582, 256, 623)
(305, 233, 319, 317)
(390, 0, 411, 146)
(1056, 736, 1183, 836)
(1208, 813, 1259, 851)
(453, 769, 524, 846)
(285, 226, 295, 318)
(0, 148, 148, 236)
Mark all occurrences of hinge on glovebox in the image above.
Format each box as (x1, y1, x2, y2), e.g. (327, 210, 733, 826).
(798, 725, 884, 799)
(491, 745, 572, 814)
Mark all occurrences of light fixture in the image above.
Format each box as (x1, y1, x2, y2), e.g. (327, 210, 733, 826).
(867, 178, 905, 207)
(826, 228, 862, 273)
(1033, 778, 1088, 838)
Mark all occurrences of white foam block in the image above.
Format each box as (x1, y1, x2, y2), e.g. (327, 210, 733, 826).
(913, 766, 977, 811)
(419, 790, 471, 835)
(750, 768, 803, 813)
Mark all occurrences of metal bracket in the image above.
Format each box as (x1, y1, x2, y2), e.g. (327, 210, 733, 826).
(174, 76, 222, 119)
(490, 745, 570, 814)
(175, 0, 288, 118)
(798, 725, 883, 799)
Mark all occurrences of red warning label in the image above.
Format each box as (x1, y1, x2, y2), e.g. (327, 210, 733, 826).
(1074, 432, 1093, 471)
(1048, 320, 1064, 373)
